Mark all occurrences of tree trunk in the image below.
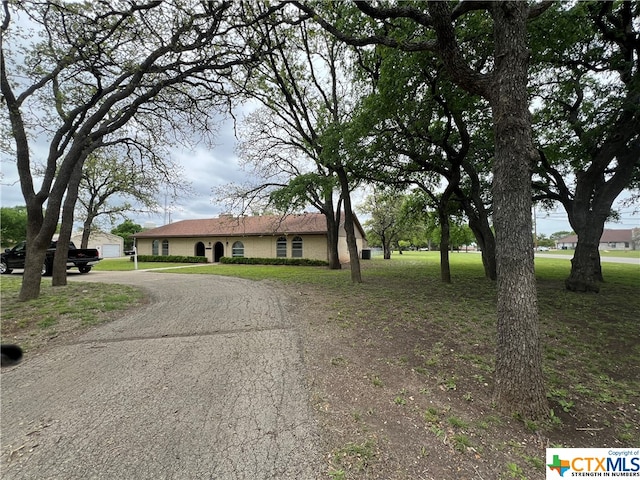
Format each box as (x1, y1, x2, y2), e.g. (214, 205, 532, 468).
(468, 217, 497, 281)
(52, 160, 84, 286)
(20, 240, 48, 301)
(565, 215, 604, 293)
(81, 217, 93, 249)
(439, 210, 451, 284)
(322, 194, 342, 270)
(325, 212, 342, 270)
(382, 234, 392, 259)
(561, 150, 636, 291)
(336, 167, 362, 283)
(489, 3, 547, 419)
(457, 171, 497, 281)
(19, 206, 58, 301)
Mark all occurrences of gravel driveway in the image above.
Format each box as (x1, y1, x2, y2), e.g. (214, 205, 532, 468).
(1, 271, 323, 479)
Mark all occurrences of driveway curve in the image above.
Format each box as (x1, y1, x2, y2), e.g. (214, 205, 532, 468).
(1, 271, 323, 479)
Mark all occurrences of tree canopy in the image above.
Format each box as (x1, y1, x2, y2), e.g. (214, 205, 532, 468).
(0, 205, 28, 247)
(1, 0, 279, 299)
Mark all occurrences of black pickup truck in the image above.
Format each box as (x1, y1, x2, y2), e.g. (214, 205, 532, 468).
(1, 241, 102, 275)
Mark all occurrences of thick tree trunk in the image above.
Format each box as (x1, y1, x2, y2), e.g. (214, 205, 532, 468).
(382, 235, 392, 259)
(323, 195, 342, 270)
(325, 212, 342, 270)
(458, 172, 497, 281)
(489, 3, 547, 419)
(561, 155, 635, 291)
(20, 240, 48, 301)
(468, 217, 497, 281)
(565, 215, 605, 293)
(20, 206, 58, 301)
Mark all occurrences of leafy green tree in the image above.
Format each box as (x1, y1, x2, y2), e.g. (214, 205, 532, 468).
(111, 220, 142, 251)
(76, 150, 186, 249)
(294, 0, 552, 419)
(550, 231, 574, 242)
(343, 31, 497, 280)
(530, 2, 640, 292)
(359, 190, 407, 260)
(535, 234, 555, 249)
(224, 5, 365, 278)
(0, 206, 27, 247)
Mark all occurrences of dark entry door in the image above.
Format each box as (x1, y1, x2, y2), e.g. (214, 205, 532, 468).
(214, 242, 224, 262)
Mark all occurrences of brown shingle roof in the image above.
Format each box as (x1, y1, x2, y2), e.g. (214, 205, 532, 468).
(133, 213, 329, 238)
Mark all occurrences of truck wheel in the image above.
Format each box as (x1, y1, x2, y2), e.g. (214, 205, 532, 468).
(0, 260, 12, 275)
(43, 262, 53, 276)
(79, 266, 92, 274)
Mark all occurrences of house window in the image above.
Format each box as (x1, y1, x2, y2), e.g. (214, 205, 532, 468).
(232, 241, 244, 257)
(152, 240, 159, 256)
(292, 236, 303, 258)
(162, 239, 169, 256)
(276, 236, 287, 257)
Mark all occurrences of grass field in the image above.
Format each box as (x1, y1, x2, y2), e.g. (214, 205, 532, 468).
(540, 249, 640, 258)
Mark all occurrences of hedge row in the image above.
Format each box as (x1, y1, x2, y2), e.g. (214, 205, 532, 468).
(132, 255, 208, 263)
(220, 256, 328, 267)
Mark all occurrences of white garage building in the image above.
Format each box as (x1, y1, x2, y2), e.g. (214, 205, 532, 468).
(70, 231, 125, 258)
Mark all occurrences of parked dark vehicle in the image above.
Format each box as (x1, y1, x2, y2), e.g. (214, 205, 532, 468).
(0, 241, 102, 275)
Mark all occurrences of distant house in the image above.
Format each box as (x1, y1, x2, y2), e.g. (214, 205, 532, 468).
(70, 231, 125, 258)
(555, 228, 639, 251)
(133, 213, 367, 263)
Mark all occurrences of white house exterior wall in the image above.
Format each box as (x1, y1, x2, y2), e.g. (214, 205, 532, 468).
(337, 222, 365, 263)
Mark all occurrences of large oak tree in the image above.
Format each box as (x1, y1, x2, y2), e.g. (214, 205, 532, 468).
(225, 5, 365, 279)
(531, 2, 640, 292)
(294, 0, 551, 419)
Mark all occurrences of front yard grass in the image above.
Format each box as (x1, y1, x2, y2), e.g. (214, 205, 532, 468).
(1, 276, 145, 353)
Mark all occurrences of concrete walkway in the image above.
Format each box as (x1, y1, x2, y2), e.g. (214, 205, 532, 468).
(1, 271, 323, 479)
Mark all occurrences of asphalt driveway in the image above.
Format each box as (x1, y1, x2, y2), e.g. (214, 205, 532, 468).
(1, 271, 323, 479)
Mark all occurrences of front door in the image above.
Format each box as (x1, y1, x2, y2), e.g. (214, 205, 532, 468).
(214, 242, 224, 262)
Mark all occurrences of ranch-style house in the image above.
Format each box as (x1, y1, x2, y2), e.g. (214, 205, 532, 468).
(133, 212, 367, 263)
(556, 228, 640, 251)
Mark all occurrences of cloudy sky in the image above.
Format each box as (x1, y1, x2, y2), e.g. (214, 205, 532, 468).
(3, 117, 638, 238)
(0, 112, 249, 229)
